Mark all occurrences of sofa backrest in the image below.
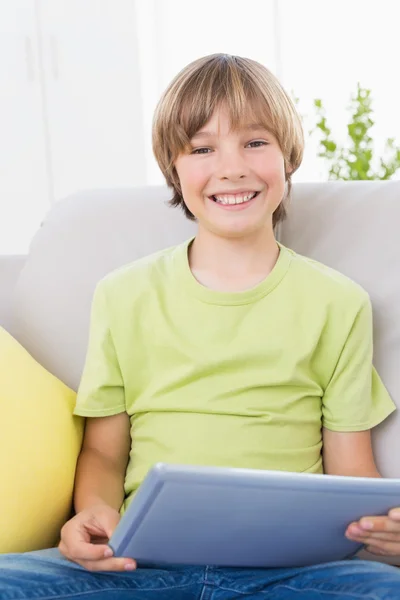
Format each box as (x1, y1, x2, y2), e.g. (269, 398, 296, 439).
(10, 181, 400, 476)
(11, 186, 196, 389)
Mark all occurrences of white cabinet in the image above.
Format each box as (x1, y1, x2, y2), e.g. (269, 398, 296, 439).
(0, 0, 145, 253)
(39, 0, 145, 201)
(0, 1, 49, 254)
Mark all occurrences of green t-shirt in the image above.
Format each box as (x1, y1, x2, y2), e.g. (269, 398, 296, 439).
(74, 239, 395, 511)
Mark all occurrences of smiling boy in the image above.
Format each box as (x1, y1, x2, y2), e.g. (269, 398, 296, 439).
(1, 53, 400, 600)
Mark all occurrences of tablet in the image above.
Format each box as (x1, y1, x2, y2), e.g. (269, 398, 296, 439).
(109, 463, 400, 568)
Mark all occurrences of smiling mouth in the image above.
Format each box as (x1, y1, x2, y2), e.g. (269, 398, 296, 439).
(210, 191, 260, 206)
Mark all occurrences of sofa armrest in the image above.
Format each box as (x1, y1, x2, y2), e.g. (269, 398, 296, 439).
(0, 255, 27, 331)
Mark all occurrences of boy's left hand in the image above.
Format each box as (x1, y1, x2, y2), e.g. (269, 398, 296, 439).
(346, 508, 400, 556)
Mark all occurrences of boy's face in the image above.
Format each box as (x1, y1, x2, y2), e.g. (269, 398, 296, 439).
(174, 105, 289, 239)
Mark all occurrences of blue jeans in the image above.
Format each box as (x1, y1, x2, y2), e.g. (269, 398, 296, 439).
(1, 549, 400, 599)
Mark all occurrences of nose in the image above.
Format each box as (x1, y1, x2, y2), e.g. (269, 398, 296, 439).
(216, 148, 250, 180)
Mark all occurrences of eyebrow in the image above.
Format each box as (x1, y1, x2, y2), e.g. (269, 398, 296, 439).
(191, 123, 269, 140)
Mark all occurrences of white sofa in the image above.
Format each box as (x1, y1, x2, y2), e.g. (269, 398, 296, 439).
(1, 181, 400, 561)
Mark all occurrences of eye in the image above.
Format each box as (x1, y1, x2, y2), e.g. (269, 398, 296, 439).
(191, 147, 212, 155)
(247, 140, 269, 148)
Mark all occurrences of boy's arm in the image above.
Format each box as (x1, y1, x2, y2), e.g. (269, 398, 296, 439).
(59, 412, 136, 572)
(74, 412, 131, 513)
(322, 427, 381, 478)
(59, 280, 136, 571)
(72, 279, 130, 513)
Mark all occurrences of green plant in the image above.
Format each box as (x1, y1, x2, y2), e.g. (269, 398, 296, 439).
(308, 84, 400, 180)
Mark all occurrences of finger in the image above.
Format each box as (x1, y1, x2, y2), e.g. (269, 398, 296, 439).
(352, 517, 400, 534)
(348, 532, 400, 556)
(60, 520, 92, 551)
(75, 557, 137, 572)
(62, 540, 114, 561)
(346, 522, 400, 540)
(59, 539, 137, 570)
(347, 531, 400, 543)
(364, 542, 400, 557)
(388, 508, 400, 521)
(363, 531, 400, 543)
(365, 545, 389, 556)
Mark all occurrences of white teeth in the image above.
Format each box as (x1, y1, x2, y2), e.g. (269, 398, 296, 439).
(214, 192, 257, 205)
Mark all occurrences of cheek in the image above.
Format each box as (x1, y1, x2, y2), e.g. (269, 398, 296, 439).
(258, 155, 286, 182)
(180, 164, 209, 196)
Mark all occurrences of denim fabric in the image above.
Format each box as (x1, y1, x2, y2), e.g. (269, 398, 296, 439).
(1, 548, 400, 599)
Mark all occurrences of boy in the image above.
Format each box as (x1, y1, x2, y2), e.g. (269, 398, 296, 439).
(1, 53, 400, 599)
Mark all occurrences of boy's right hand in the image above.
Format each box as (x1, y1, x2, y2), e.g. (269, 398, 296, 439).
(58, 504, 137, 572)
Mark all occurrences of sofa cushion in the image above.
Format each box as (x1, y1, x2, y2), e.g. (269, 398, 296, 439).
(0, 327, 84, 553)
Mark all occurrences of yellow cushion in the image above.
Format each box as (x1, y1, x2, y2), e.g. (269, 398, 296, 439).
(0, 327, 84, 553)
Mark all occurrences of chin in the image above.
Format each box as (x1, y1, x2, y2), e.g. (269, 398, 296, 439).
(213, 223, 266, 240)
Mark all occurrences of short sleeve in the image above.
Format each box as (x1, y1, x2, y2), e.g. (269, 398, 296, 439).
(322, 294, 395, 431)
(73, 280, 125, 417)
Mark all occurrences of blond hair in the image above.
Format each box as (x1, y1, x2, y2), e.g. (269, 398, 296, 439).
(152, 53, 304, 227)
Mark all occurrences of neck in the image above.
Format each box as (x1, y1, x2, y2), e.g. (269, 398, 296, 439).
(189, 225, 280, 292)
